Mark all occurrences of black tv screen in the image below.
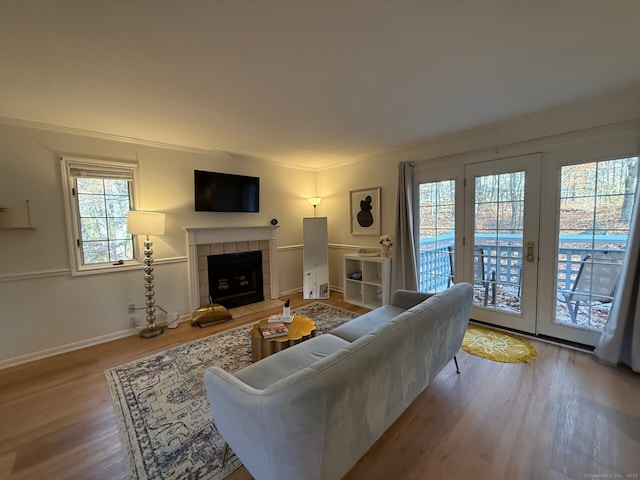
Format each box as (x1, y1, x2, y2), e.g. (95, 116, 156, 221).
(194, 170, 260, 212)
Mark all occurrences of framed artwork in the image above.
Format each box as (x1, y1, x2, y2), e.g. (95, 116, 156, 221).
(350, 187, 381, 235)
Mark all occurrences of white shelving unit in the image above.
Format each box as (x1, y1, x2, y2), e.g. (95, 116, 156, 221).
(343, 253, 391, 309)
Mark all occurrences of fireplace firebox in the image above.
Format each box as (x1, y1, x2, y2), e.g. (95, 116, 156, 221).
(207, 250, 264, 308)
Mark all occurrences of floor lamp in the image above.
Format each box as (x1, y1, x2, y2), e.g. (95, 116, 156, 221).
(307, 197, 322, 217)
(127, 210, 166, 338)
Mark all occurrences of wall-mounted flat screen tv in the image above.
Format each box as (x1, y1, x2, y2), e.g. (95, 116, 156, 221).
(194, 170, 260, 212)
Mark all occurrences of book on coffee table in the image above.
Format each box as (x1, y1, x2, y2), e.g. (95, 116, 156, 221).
(259, 322, 289, 339)
(268, 314, 293, 324)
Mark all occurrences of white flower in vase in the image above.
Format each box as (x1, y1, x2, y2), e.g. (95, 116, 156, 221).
(379, 234, 392, 257)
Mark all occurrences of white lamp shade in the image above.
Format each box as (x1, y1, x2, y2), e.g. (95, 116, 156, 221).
(307, 197, 322, 207)
(127, 211, 166, 236)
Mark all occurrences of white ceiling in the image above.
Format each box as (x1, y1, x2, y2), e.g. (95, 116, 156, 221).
(1, 1, 639, 170)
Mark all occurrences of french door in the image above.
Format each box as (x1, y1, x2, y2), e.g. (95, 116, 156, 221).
(537, 156, 638, 345)
(464, 155, 541, 333)
(416, 154, 540, 333)
(416, 151, 638, 346)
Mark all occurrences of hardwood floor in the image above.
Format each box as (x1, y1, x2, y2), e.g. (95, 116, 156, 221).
(1, 292, 638, 480)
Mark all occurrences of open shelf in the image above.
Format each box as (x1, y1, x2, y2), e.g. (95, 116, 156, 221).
(0, 200, 35, 230)
(343, 253, 391, 309)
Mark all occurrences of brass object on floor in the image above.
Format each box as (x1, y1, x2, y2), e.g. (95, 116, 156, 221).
(191, 303, 232, 327)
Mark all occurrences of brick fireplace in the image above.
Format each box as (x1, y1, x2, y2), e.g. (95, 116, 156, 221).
(185, 226, 280, 312)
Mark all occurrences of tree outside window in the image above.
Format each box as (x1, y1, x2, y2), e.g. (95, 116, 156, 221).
(76, 177, 134, 265)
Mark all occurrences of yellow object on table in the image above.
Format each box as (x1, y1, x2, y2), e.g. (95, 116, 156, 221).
(251, 315, 316, 362)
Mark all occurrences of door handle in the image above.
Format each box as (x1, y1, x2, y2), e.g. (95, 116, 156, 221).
(526, 241, 535, 263)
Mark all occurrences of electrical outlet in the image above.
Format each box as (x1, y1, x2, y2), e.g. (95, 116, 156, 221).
(128, 304, 137, 328)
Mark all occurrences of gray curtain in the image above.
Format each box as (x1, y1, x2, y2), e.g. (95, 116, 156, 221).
(391, 161, 418, 293)
(595, 180, 640, 373)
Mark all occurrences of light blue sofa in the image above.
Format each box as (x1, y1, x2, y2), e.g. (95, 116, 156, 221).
(204, 282, 473, 480)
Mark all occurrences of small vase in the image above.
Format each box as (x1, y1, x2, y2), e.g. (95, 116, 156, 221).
(381, 245, 390, 257)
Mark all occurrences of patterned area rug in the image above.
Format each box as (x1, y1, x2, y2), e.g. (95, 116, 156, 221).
(461, 324, 538, 363)
(105, 302, 358, 480)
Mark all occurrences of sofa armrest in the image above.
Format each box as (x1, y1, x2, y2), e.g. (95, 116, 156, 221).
(391, 289, 435, 310)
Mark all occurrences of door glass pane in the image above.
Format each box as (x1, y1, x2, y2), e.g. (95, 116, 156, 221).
(555, 157, 638, 330)
(417, 180, 455, 292)
(474, 172, 524, 312)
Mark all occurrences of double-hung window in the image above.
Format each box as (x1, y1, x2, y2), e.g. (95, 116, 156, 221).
(61, 156, 139, 275)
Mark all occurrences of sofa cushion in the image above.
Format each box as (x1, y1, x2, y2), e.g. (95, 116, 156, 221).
(234, 333, 350, 389)
(391, 290, 434, 310)
(330, 304, 405, 342)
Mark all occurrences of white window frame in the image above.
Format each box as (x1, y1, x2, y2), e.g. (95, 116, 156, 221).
(60, 156, 141, 276)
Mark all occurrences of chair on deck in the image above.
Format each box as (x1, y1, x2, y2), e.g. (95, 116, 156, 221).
(559, 250, 624, 323)
(447, 246, 455, 288)
(447, 246, 495, 306)
(474, 247, 496, 306)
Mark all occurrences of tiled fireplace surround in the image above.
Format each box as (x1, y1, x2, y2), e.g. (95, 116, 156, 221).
(185, 226, 280, 312)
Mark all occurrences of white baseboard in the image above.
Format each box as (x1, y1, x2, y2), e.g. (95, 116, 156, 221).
(279, 286, 343, 297)
(0, 328, 138, 370)
(0, 315, 196, 370)
(279, 287, 303, 296)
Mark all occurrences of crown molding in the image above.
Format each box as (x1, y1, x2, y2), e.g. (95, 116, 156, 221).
(0, 115, 235, 159)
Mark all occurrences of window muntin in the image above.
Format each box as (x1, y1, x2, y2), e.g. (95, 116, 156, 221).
(417, 179, 456, 293)
(75, 177, 133, 265)
(555, 156, 638, 330)
(473, 171, 524, 313)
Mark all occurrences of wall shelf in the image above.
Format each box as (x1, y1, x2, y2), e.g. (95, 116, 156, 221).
(0, 200, 35, 230)
(343, 253, 391, 309)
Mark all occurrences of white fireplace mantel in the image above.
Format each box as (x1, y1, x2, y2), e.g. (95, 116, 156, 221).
(184, 226, 279, 311)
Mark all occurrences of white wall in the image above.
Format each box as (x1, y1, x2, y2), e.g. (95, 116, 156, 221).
(0, 122, 317, 366)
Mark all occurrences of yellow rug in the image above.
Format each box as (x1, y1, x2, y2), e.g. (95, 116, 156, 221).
(461, 324, 538, 363)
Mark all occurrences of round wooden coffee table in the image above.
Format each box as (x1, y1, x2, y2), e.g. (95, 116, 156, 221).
(251, 315, 316, 362)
